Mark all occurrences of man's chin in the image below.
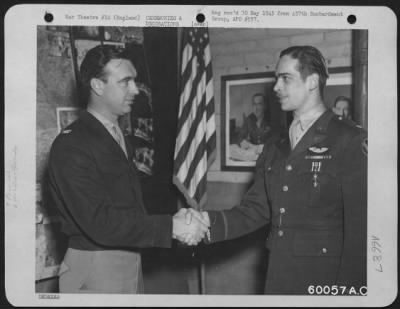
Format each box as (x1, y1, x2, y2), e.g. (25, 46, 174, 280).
(119, 105, 132, 116)
(280, 103, 290, 111)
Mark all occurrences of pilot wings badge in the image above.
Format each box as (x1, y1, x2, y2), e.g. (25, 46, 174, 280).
(308, 146, 328, 153)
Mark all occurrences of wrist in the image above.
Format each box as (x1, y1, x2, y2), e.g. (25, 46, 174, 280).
(172, 216, 179, 237)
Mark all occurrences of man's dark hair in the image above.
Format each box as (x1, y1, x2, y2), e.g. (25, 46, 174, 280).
(79, 44, 132, 107)
(280, 46, 329, 98)
(252, 93, 266, 102)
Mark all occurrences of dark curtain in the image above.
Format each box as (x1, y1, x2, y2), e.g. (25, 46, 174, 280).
(140, 27, 195, 294)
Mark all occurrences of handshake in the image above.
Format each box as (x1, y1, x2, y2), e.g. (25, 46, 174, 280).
(172, 208, 210, 246)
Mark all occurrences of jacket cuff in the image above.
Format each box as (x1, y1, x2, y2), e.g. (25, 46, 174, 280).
(204, 210, 227, 244)
(151, 215, 173, 248)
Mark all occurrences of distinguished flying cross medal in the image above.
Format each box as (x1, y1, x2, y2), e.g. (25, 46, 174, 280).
(311, 161, 321, 187)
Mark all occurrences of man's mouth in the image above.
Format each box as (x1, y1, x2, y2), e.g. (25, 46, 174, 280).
(277, 95, 288, 102)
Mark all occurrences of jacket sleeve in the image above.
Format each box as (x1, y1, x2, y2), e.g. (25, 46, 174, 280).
(206, 143, 271, 243)
(336, 131, 368, 289)
(49, 137, 173, 249)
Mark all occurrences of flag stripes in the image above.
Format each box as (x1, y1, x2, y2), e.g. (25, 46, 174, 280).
(173, 27, 216, 210)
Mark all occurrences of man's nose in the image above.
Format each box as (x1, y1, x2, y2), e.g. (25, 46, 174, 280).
(130, 81, 140, 96)
(273, 79, 281, 93)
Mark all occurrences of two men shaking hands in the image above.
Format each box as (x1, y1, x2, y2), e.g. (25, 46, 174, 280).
(172, 209, 210, 246)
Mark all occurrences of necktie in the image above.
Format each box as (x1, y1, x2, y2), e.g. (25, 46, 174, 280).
(289, 118, 304, 149)
(112, 124, 127, 157)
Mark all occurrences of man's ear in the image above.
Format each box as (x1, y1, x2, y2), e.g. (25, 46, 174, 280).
(90, 78, 104, 96)
(308, 73, 319, 92)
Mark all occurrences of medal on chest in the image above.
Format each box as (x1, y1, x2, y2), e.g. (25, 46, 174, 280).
(310, 161, 321, 187)
(305, 146, 332, 187)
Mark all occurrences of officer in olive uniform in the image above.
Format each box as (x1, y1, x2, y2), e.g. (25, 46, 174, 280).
(200, 46, 367, 294)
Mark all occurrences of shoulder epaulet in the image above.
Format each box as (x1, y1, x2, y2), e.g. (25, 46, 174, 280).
(351, 123, 365, 133)
(332, 115, 364, 130)
(361, 137, 368, 156)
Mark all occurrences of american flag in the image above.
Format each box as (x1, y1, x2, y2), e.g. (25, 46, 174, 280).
(173, 27, 216, 210)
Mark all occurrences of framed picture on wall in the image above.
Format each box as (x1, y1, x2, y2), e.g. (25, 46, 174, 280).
(221, 71, 284, 171)
(56, 107, 81, 133)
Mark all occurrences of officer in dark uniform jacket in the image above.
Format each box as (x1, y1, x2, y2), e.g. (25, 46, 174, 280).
(48, 45, 209, 293)
(194, 46, 367, 294)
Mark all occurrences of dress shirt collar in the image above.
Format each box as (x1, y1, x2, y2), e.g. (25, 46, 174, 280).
(87, 108, 118, 131)
(292, 104, 327, 131)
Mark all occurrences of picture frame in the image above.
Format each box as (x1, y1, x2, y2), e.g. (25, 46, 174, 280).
(220, 67, 352, 172)
(56, 107, 81, 133)
(221, 71, 282, 172)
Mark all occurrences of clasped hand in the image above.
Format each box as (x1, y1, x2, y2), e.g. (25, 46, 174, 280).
(172, 208, 210, 246)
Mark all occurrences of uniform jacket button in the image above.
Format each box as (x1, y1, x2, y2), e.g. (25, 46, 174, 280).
(322, 248, 327, 254)
(279, 207, 285, 214)
(285, 164, 292, 171)
(282, 185, 289, 192)
(278, 230, 284, 237)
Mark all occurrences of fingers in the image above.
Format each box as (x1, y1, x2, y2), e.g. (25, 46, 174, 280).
(189, 217, 208, 234)
(175, 223, 205, 245)
(175, 233, 201, 246)
(172, 208, 210, 245)
(187, 208, 210, 228)
(185, 209, 192, 225)
(184, 234, 201, 246)
(173, 209, 194, 238)
(175, 208, 208, 227)
(176, 208, 187, 217)
(200, 211, 210, 227)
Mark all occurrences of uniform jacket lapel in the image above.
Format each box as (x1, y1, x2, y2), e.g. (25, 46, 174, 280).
(80, 111, 147, 213)
(81, 111, 128, 162)
(289, 110, 334, 160)
(276, 131, 291, 159)
(124, 134, 134, 161)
